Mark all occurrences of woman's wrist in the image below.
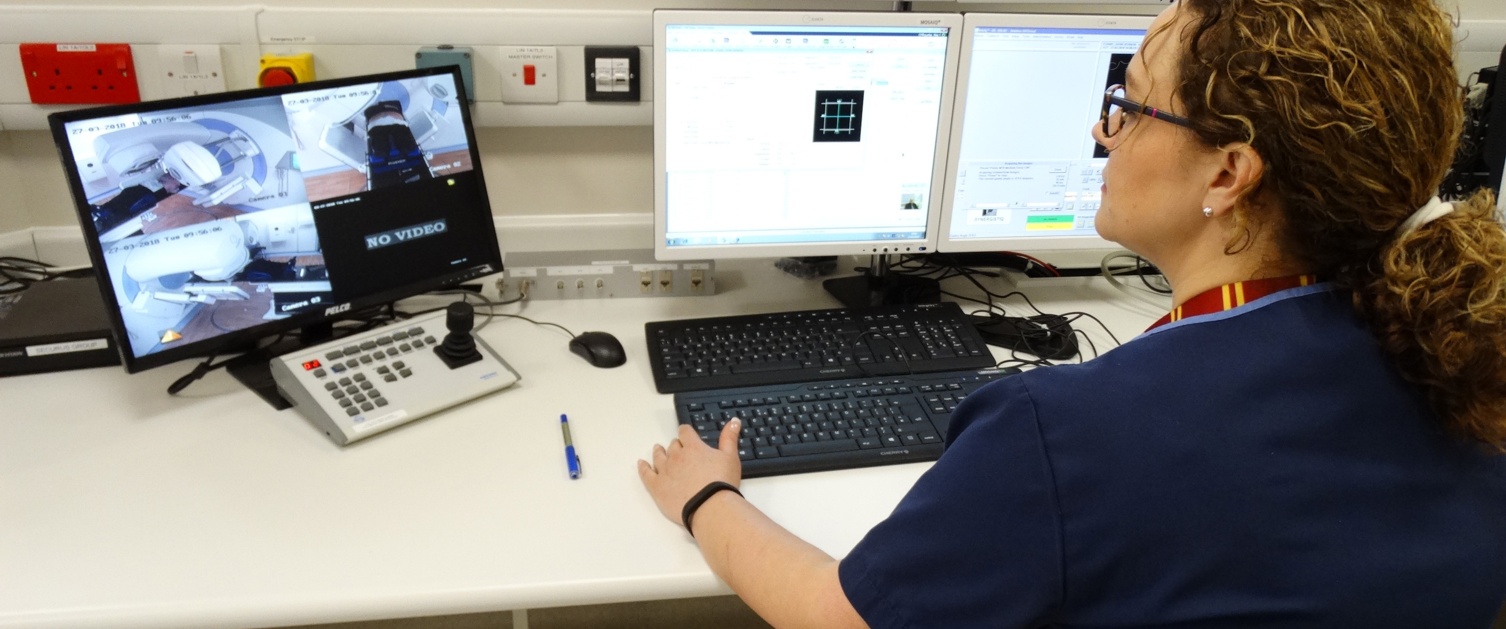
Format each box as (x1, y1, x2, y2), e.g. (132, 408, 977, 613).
(681, 481, 742, 537)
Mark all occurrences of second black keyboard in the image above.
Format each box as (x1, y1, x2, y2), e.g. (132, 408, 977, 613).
(675, 367, 1022, 477)
(646, 302, 995, 394)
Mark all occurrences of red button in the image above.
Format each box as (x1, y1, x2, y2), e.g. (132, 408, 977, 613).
(523, 64, 536, 86)
(259, 67, 298, 87)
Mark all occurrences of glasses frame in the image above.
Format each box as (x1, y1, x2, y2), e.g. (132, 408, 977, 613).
(1101, 84, 1196, 138)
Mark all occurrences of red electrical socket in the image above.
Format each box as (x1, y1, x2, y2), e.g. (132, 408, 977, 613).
(19, 43, 142, 105)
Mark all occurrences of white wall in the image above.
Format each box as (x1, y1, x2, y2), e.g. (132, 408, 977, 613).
(0, 0, 1502, 236)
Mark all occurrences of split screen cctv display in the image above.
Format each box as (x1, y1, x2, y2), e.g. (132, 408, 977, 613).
(54, 69, 499, 368)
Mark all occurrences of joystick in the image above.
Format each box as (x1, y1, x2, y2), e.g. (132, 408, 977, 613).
(435, 301, 483, 369)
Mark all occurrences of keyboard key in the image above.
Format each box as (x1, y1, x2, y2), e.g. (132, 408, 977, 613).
(780, 439, 859, 457)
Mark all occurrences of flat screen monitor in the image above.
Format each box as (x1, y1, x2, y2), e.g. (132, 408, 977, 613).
(937, 14, 1152, 259)
(653, 10, 962, 268)
(49, 66, 501, 391)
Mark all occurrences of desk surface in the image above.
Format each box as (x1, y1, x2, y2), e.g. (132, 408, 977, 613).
(0, 258, 1167, 629)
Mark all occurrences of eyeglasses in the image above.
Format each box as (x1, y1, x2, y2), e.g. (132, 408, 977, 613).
(1100, 84, 1196, 138)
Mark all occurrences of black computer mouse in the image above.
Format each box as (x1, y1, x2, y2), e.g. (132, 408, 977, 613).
(569, 331, 627, 368)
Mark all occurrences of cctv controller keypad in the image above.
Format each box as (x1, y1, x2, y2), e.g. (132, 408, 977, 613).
(270, 309, 520, 446)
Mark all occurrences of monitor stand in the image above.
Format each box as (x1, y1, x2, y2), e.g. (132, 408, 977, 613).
(822, 255, 940, 309)
(224, 321, 337, 410)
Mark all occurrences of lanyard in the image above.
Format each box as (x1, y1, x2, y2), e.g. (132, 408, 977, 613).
(1147, 274, 1319, 332)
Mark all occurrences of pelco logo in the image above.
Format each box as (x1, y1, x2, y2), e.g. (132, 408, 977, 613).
(324, 303, 352, 317)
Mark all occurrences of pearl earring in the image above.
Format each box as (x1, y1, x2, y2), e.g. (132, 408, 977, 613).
(1203, 207, 1214, 218)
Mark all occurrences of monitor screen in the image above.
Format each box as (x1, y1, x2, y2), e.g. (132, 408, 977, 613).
(654, 10, 962, 260)
(49, 67, 501, 374)
(938, 14, 1151, 254)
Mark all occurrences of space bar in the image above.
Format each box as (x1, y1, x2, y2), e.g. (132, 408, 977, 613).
(730, 360, 803, 374)
(779, 439, 860, 457)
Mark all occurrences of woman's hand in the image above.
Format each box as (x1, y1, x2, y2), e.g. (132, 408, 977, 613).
(637, 419, 743, 527)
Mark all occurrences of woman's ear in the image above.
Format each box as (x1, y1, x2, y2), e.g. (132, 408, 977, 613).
(1200, 143, 1265, 218)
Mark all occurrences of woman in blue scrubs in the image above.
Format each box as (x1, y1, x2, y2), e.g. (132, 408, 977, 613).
(639, 1, 1506, 626)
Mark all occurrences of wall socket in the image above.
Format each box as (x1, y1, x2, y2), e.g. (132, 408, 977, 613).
(19, 43, 141, 104)
(499, 249, 715, 301)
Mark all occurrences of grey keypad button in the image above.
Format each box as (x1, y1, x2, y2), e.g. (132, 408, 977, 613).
(360, 381, 373, 390)
(377, 336, 393, 345)
(331, 364, 346, 373)
(353, 374, 367, 382)
(353, 394, 367, 403)
(399, 369, 413, 378)
(345, 359, 359, 368)
(345, 385, 359, 394)
(386, 348, 399, 357)
(384, 375, 398, 383)
(377, 366, 391, 374)
(360, 402, 374, 412)
(331, 390, 346, 399)
(342, 346, 359, 356)
(346, 407, 360, 417)
(408, 327, 423, 336)
(324, 350, 342, 361)
(399, 343, 412, 352)
(339, 377, 352, 386)
(410, 339, 425, 348)
(393, 361, 407, 369)
(339, 398, 353, 408)
(424, 336, 437, 345)
(359, 355, 373, 364)
(324, 382, 338, 391)
(374, 397, 388, 407)
(313, 369, 327, 378)
(359, 341, 377, 350)
(393, 331, 409, 341)
(368, 388, 381, 398)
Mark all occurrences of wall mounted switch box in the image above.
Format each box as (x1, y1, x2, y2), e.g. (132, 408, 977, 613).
(499, 46, 558, 104)
(416, 45, 475, 102)
(20, 43, 141, 105)
(583, 46, 641, 102)
(500, 249, 714, 301)
(258, 52, 315, 87)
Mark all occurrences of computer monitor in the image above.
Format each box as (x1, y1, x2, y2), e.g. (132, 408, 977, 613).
(49, 66, 501, 403)
(937, 14, 1152, 261)
(653, 10, 962, 306)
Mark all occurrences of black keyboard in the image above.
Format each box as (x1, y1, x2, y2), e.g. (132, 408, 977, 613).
(646, 302, 995, 394)
(674, 367, 1020, 478)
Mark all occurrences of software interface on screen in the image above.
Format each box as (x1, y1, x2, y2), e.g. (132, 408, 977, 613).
(943, 24, 1145, 249)
(57, 71, 496, 364)
(661, 21, 952, 252)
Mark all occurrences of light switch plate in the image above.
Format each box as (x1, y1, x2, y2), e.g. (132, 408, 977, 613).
(499, 45, 558, 104)
(157, 45, 226, 97)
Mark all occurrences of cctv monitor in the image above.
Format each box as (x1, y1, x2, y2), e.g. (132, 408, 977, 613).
(49, 66, 500, 404)
(654, 10, 962, 307)
(937, 14, 1152, 261)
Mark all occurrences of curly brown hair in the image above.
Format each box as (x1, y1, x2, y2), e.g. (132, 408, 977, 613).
(1167, 0, 1506, 447)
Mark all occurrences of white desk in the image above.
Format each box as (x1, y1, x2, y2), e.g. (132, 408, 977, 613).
(0, 258, 1166, 629)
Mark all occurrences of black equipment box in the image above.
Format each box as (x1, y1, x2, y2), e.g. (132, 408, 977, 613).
(0, 277, 120, 376)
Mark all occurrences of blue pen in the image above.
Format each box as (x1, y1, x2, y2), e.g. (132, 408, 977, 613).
(561, 414, 581, 479)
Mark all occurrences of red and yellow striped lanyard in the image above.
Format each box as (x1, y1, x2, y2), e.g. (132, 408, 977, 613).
(1147, 274, 1319, 332)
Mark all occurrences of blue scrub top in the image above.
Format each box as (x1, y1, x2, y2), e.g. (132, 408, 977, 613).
(839, 285, 1506, 628)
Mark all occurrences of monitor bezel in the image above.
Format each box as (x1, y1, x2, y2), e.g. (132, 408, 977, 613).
(936, 13, 1153, 255)
(652, 9, 963, 261)
(48, 66, 502, 374)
